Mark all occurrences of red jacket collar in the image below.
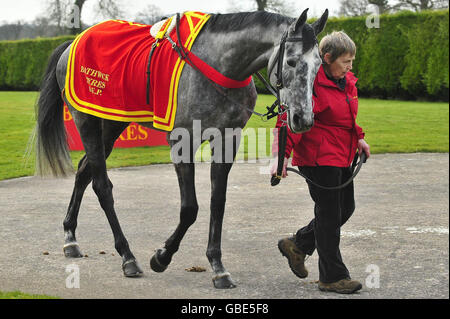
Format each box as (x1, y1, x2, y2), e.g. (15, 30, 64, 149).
(316, 65, 358, 89)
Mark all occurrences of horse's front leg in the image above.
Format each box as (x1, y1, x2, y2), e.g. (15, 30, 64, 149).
(208, 161, 236, 289)
(206, 130, 241, 289)
(150, 162, 198, 272)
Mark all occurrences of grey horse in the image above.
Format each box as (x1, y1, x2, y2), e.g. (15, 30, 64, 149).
(35, 9, 328, 289)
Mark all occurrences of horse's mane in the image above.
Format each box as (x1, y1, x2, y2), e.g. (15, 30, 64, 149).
(206, 11, 294, 33)
(207, 11, 317, 54)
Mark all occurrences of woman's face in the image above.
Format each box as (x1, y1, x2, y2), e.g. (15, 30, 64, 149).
(324, 52, 355, 80)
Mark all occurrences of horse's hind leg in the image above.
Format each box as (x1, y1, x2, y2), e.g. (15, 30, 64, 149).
(63, 154, 91, 257)
(150, 162, 198, 272)
(66, 116, 142, 276)
(63, 120, 129, 258)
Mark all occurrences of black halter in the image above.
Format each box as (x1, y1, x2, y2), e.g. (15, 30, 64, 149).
(268, 31, 306, 183)
(253, 31, 307, 123)
(262, 29, 320, 122)
(275, 31, 304, 91)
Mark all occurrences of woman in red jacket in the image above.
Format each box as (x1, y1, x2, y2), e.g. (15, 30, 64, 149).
(271, 31, 370, 294)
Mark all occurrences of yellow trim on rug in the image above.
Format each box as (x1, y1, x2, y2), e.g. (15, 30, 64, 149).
(65, 21, 154, 121)
(186, 14, 194, 33)
(153, 12, 210, 130)
(114, 20, 148, 28)
(156, 17, 173, 40)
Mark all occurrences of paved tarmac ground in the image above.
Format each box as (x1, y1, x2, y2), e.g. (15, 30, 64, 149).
(0, 153, 448, 299)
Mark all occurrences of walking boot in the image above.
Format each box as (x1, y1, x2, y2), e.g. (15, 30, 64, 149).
(318, 278, 362, 294)
(277, 237, 308, 278)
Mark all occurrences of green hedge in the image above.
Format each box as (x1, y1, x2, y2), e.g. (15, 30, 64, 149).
(0, 36, 75, 91)
(257, 10, 449, 100)
(0, 10, 448, 100)
(314, 9, 449, 100)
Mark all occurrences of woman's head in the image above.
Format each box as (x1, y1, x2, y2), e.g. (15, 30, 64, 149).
(319, 31, 356, 79)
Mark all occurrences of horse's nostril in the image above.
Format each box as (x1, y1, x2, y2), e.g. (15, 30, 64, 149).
(293, 113, 301, 124)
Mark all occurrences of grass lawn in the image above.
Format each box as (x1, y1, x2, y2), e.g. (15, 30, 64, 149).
(0, 91, 448, 181)
(0, 92, 448, 299)
(0, 290, 58, 299)
(357, 98, 449, 153)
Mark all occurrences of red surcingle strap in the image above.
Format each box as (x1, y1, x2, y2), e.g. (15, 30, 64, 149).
(182, 50, 253, 88)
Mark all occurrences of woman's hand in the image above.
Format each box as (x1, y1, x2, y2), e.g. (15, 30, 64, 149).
(358, 139, 371, 159)
(270, 156, 289, 178)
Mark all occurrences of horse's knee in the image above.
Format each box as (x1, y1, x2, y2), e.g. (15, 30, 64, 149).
(211, 194, 226, 213)
(180, 204, 199, 226)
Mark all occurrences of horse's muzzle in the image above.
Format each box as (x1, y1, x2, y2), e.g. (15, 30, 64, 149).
(289, 111, 314, 133)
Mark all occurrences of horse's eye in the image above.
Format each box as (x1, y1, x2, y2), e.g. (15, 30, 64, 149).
(286, 58, 297, 68)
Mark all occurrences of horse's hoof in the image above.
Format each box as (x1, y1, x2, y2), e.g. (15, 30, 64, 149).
(212, 272, 236, 289)
(63, 243, 83, 258)
(150, 249, 168, 273)
(122, 259, 143, 277)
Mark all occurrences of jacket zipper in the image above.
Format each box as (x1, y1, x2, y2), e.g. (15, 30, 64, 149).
(346, 93, 356, 165)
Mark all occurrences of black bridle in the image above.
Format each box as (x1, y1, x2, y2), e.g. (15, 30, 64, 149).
(256, 31, 309, 122)
(275, 32, 306, 91)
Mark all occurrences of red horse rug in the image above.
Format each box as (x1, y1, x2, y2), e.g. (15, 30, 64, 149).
(64, 11, 210, 131)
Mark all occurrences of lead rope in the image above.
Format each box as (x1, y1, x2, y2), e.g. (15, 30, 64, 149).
(284, 152, 367, 190)
(270, 125, 287, 186)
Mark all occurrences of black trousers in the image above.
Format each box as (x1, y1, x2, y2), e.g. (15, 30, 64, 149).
(294, 166, 355, 283)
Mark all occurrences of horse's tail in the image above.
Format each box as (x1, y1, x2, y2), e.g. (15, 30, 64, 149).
(35, 40, 74, 177)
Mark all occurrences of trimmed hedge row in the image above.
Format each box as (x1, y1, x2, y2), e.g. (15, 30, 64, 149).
(341, 10, 449, 100)
(256, 9, 449, 101)
(0, 10, 448, 100)
(0, 36, 75, 91)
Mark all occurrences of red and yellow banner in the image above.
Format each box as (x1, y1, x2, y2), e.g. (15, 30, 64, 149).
(63, 105, 168, 151)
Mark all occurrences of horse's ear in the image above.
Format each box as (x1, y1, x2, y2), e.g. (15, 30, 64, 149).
(294, 8, 309, 32)
(312, 9, 328, 35)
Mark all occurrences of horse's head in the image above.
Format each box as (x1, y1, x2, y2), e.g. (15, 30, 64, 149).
(269, 9, 328, 133)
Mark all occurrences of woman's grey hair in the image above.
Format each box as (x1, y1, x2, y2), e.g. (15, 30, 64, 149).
(319, 31, 356, 63)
